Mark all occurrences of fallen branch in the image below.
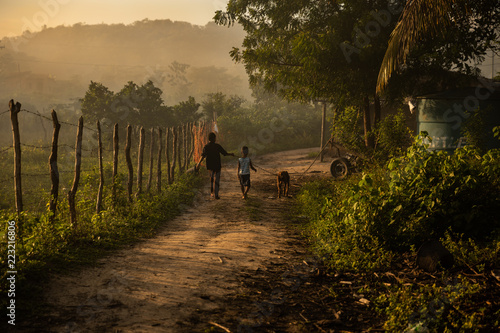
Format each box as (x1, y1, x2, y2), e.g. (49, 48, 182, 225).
(208, 321, 232, 333)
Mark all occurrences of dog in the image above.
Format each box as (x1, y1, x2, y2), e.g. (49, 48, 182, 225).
(277, 171, 290, 198)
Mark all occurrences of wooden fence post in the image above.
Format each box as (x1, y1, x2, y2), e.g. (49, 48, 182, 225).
(146, 128, 155, 192)
(136, 126, 145, 197)
(125, 125, 133, 203)
(68, 116, 83, 228)
(112, 123, 119, 204)
(187, 122, 195, 166)
(9, 100, 23, 213)
(166, 127, 171, 185)
(96, 121, 104, 214)
(49, 110, 61, 220)
(183, 123, 188, 172)
(156, 128, 163, 193)
(177, 126, 182, 174)
(171, 126, 177, 183)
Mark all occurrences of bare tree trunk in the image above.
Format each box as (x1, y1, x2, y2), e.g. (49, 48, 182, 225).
(96, 121, 104, 214)
(68, 117, 83, 228)
(171, 127, 177, 183)
(136, 127, 145, 197)
(49, 110, 60, 220)
(146, 128, 155, 192)
(166, 127, 171, 185)
(9, 100, 23, 213)
(125, 125, 133, 203)
(156, 128, 163, 193)
(112, 123, 119, 204)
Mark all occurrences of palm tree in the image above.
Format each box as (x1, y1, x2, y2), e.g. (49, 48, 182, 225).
(376, 0, 469, 92)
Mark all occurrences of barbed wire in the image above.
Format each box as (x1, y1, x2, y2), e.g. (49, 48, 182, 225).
(0, 110, 9, 116)
(0, 146, 13, 153)
(21, 109, 100, 133)
(20, 143, 52, 149)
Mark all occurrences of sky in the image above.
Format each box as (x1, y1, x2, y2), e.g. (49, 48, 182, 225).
(0, 0, 228, 39)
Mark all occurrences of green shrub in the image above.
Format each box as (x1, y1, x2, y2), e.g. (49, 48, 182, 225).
(371, 110, 413, 162)
(297, 133, 500, 271)
(377, 278, 484, 332)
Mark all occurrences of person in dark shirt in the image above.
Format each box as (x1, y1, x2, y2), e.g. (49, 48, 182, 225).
(195, 132, 234, 199)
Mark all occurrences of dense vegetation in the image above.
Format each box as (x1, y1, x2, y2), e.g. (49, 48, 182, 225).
(296, 133, 500, 331)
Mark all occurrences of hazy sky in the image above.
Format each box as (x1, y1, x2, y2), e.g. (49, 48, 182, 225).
(0, 0, 227, 38)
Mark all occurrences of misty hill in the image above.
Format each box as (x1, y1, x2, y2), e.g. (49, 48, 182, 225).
(0, 19, 250, 108)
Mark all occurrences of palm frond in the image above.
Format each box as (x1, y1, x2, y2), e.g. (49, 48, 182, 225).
(377, 0, 468, 93)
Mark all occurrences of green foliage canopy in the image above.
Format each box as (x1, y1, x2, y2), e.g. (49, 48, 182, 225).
(215, 0, 405, 104)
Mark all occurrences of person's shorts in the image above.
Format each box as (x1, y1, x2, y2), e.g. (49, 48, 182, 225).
(239, 174, 251, 187)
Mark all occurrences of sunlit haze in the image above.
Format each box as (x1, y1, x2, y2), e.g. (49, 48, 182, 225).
(0, 0, 227, 38)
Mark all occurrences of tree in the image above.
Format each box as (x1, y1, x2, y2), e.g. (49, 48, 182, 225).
(201, 92, 246, 121)
(80, 81, 115, 125)
(114, 80, 169, 128)
(215, 0, 406, 148)
(377, 0, 500, 92)
(170, 96, 201, 125)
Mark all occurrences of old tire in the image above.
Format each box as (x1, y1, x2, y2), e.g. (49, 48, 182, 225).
(330, 158, 349, 179)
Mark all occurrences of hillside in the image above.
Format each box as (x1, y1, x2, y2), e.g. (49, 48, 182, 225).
(0, 19, 250, 108)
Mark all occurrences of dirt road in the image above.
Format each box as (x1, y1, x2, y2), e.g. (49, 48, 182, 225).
(34, 148, 333, 332)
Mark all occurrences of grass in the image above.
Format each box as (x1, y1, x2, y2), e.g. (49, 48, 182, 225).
(0, 166, 204, 328)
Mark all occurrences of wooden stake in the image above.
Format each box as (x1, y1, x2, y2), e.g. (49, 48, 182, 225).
(171, 126, 177, 183)
(68, 116, 83, 227)
(166, 127, 171, 185)
(96, 121, 104, 214)
(49, 110, 61, 220)
(136, 126, 145, 197)
(112, 123, 119, 204)
(9, 100, 23, 213)
(156, 128, 163, 193)
(146, 128, 155, 192)
(125, 125, 133, 203)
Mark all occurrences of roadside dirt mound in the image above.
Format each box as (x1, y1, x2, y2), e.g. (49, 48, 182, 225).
(23, 148, 338, 332)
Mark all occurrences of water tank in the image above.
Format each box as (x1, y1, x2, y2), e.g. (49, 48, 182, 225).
(416, 85, 500, 152)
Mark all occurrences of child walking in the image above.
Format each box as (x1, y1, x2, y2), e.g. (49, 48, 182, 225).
(237, 146, 257, 199)
(196, 132, 234, 199)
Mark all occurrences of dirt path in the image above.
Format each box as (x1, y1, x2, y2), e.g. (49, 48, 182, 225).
(34, 148, 333, 333)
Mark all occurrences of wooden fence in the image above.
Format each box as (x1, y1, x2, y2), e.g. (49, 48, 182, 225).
(2, 99, 213, 226)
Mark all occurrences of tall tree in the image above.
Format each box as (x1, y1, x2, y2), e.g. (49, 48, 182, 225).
(215, 0, 406, 148)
